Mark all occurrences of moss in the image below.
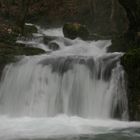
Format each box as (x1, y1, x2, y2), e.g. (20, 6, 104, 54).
(121, 48, 140, 70)
(0, 33, 17, 45)
(108, 34, 137, 52)
(63, 23, 89, 40)
(121, 48, 140, 120)
(63, 23, 79, 39)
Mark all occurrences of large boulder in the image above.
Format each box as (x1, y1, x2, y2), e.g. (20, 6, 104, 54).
(63, 23, 89, 40)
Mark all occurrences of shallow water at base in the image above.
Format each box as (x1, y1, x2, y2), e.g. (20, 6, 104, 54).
(0, 116, 140, 140)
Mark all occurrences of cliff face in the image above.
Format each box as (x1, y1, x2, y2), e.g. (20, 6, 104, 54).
(0, 0, 128, 35)
(119, 0, 140, 121)
(121, 49, 140, 121)
(88, 0, 128, 35)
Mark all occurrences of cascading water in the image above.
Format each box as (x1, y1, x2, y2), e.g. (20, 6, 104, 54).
(0, 40, 127, 119)
(0, 28, 139, 140)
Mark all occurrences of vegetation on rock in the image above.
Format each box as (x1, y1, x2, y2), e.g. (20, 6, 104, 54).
(63, 23, 89, 40)
(0, 43, 45, 63)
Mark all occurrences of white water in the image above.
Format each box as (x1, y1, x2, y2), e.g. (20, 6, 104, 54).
(0, 28, 140, 140)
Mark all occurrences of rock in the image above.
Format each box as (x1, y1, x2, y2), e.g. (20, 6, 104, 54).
(88, 34, 111, 41)
(63, 23, 89, 40)
(121, 48, 140, 121)
(43, 36, 58, 45)
(23, 24, 38, 36)
(0, 43, 46, 56)
(0, 43, 46, 69)
(108, 35, 128, 52)
(108, 34, 138, 52)
(48, 42, 60, 51)
(118, 0, 138, 33)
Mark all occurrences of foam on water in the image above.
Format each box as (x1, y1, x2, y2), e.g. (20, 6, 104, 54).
(0, 115, 140, 140)
(39, 27, 64, 37)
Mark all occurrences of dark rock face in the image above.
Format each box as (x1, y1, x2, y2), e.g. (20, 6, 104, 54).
(121, 49, 140, 121)
(118, 0, 138, 32)
(109, 0, 140, 53)
(63, 23, 89, 40)
(108, 35, 137, 52)
(0, 0, 128, 35)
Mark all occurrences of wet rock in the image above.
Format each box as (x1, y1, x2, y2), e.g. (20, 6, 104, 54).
(43, 35, 58, 45)
(0, 43, 46, 74)
(63, 23, 89, 40)
(0, 43, 45, 57)
(48, 42, 60, 51)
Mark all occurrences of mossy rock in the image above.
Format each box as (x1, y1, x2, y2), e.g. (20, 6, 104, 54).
(0, 43, 45, 65)
(108, 34, 137, 52)
(121, 48, 140, 71)
(23, 25, 38, 36)
(63, 23, 89, 40)
(0, 43, 45, 56)
(121, 48, 140, 121)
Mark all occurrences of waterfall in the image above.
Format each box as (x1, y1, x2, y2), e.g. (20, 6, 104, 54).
(0, 31, 128, 120)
